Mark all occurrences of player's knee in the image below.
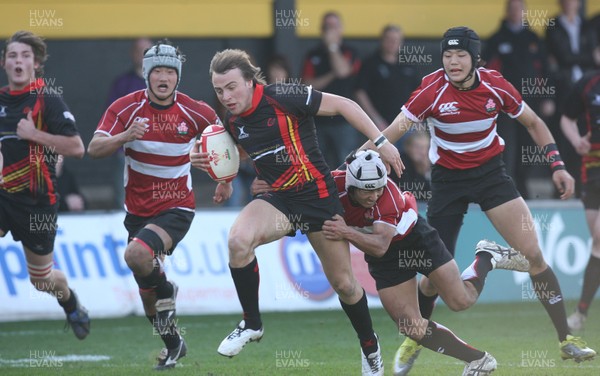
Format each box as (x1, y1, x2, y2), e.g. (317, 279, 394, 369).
(420, 277, 437, 295)
(228, 229, 254, 258)
(124, 245, 149, 271)
(30, 276, 48, 292)
(523, 246, 545, 270)
(125, 229, 163, 273)
(445, 295, 471, 312)
(516, 237, 541, 258)
(329, 275, 355, 297)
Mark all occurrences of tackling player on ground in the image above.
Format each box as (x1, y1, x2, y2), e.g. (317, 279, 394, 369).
(253, 149, 530, 375)
(0, 31, 89, 339)
(88, 40, 220, 370)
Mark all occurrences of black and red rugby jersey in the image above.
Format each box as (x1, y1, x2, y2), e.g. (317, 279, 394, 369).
(224, 83, 334, 198)
(563, 71, 600, 183)
(0, 79, 79, 206)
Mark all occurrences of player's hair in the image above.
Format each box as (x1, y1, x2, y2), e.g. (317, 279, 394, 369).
(265, 54, 292, 84)
(381, 24, 402, 36)
(209, 49, 266, 85)
(1, 30, 48, 78)
(321, 11, 342, 31)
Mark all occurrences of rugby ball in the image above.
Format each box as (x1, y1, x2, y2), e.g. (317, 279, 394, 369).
(200, 124, 240, 183)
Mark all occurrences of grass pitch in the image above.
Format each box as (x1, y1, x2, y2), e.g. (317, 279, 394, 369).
(0, 301, 598, 375)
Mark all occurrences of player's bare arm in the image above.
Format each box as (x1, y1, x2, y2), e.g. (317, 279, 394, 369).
(560, 115, 592, 156)
(87, 118, 147, 158)
(359, 111, 413, 151)
(322, 214, 395, 258)
(213, 181, 233, 205)
(250, 178, 272, 196)
(517, 102, 557, 147)
(517, 102, 575, 199)
(16, 111, 84, 158)
(317, 92, 404, 175)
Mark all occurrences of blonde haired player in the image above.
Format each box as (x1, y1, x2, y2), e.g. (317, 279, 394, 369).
(191, 48, 404, 376)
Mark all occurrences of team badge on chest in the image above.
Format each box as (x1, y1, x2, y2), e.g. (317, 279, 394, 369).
(485, 98, 497, 113)
(177, 122, 189, 135)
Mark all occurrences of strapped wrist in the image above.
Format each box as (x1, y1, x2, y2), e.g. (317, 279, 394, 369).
(544, 143, 565, 172)
(373, 134, 389, 149)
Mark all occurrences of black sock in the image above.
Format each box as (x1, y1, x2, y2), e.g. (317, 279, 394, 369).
(58, 288, 77, 314)
(418, 288, 437, 320)
(147, 314, 156, 325)
(339, 289, 377, 355)
(149, 314, 181, 350)
(230, 257, 261, 330)
(461, 252, 493, 294)
(578, 255, 600, 315)
(154, 273, 173, 300)
(135, 262, 173, 300)
(418, 320, 484, 362)
(531, 267, 570, 341)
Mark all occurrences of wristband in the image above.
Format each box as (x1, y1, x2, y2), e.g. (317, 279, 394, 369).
(376, 138, 389, 149)
(373, 134, 389, 149)
(544, 143, 565, 172)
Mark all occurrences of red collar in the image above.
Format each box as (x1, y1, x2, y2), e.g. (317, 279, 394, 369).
(240, 84, 264, 117)
(9, 77, 44, 95)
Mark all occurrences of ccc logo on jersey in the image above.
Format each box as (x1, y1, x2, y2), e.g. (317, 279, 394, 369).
(438, 101, 460, 115)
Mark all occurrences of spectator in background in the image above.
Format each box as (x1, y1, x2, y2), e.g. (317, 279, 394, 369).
(355, 25, 419, 131)
(546, 0, 599, 196)
(302, 11, 361, 168)
(560, 70, 600, 332)
(483, 0, 555, 198)
(398, 132, 431, 202)
(106, 37, 153, 105)
(106, 37, 153, 209)
(265, 54, 292, 84)
(56, 156, 86, 212)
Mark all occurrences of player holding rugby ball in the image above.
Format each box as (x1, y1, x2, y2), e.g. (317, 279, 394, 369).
(190, 48, 403, 376)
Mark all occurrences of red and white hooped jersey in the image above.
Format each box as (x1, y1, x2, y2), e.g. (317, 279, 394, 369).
(96, 90, 219, 216)
(402, 68, 524, 169)
(333, 170, 418, 242)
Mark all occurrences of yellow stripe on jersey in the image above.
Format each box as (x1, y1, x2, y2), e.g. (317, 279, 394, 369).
(4, 165, 31, 182)
(4, 181, 29, 193)
(280, 174, 299, 190)
(585, 161, 600, 169)
(286, 115, 313, 182)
